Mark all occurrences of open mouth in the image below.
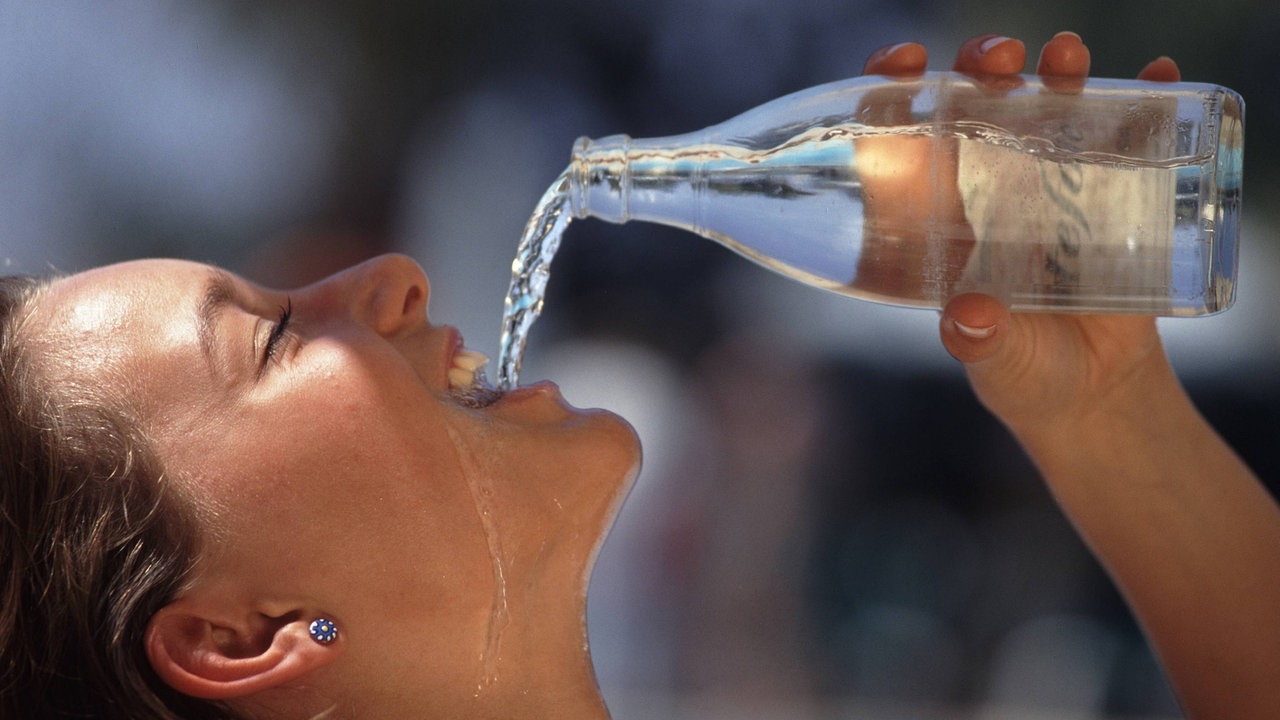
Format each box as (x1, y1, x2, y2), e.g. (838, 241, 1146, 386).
(447, 346, 502, 408)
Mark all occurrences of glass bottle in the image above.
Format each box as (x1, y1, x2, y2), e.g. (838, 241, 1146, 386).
(567, 71, 1244, 315)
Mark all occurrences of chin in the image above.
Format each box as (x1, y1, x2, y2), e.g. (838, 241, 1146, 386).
(584, 407, 643, 482)
(565, 408, 643, 528)
(578, 428, 642, 586)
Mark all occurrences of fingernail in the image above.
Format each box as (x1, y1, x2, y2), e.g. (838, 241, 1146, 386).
(953, 320, 996, 339)
(979, 36, 1014, 54)
(1052, 31, 1082, 42)
(883, 42, 916, 55)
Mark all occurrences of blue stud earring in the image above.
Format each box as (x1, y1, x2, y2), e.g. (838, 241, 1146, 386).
(308, 618, 338, 645)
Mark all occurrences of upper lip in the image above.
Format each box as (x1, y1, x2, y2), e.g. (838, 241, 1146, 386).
(439, 325, 463, 390)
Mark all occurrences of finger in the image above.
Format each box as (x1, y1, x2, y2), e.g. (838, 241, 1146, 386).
(1037, 31, 1090, 76)
(939, 293, 1010, 365)
(857, 42, 928, 125)
(1137, 56, 1181, 82)
(864, 42, 928, 77)
(953, 35, 1026, 75)
(1038, 31, 1089, 93)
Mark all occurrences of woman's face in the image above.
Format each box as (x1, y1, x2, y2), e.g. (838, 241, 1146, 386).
(30, 253, 641, 698)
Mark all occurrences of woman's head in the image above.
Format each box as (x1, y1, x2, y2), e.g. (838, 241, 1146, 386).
(0, 278, 226, 719)
(3, 254, 641, 718)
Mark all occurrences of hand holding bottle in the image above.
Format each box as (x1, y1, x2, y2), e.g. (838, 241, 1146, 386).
(911, 34, 1183, 440)
(911, 34, 1280, 720)
(854, 32, 1183, 433)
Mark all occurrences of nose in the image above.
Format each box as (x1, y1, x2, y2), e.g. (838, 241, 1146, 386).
(321, 253, 431, 337)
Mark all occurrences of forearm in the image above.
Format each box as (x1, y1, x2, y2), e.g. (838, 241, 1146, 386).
(1013, 352, 1280, 719)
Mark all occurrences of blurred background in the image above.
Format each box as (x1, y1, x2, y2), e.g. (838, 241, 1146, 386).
(3, 1, 1276, 717)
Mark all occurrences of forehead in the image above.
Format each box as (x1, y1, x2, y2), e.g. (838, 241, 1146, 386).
(37, 259, 212, 340)
(31, 259, 213, 397)
(42, 259, 206, 328)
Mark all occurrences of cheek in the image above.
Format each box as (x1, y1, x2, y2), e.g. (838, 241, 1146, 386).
(281, 381, 472, 533)
(201, 370, 488, 573)
(279, 343, 452, 487)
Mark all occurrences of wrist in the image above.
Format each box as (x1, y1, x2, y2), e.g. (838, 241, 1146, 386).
(1009, 344, 1190, 480)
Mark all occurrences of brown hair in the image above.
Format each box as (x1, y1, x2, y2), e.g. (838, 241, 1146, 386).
(0, 276, 238, 719)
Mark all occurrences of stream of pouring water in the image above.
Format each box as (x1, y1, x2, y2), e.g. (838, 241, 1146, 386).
(497, 169, 573, 390)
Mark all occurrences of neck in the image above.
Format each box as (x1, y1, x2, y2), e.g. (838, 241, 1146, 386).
(291, 475, 625, 719)
(469, 561, 609, 719)
(294, 590, 609, 720)
(391, 559, 609, 720)
(458, 464, 622, 720)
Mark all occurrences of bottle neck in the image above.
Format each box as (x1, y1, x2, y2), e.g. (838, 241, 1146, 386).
(569, 133, 633, 224)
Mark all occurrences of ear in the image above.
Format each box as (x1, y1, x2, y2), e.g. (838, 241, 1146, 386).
(144, 599, 342, 700)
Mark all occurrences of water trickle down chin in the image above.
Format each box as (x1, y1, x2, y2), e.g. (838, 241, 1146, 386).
(442, 422, 511, 692)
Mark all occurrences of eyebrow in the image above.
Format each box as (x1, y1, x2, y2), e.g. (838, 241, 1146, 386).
(197, 269, 238, 372)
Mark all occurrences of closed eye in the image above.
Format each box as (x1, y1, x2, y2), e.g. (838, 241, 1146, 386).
(259, 297, 293, 375)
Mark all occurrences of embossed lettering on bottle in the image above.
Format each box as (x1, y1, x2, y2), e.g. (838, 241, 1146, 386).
(956, 92, 1177, 305)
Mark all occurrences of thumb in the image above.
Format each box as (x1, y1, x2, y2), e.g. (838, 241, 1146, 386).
(939, 293, 1010, 365)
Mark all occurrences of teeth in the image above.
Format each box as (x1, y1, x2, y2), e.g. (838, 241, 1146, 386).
(448, 367, 476, 388)
(453, 349, 488, 372)
(448, 348, 489, 391)
(447, 347, 501, 408)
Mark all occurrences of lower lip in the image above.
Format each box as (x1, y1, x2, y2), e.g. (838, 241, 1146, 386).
(494, 380, 561, 405)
